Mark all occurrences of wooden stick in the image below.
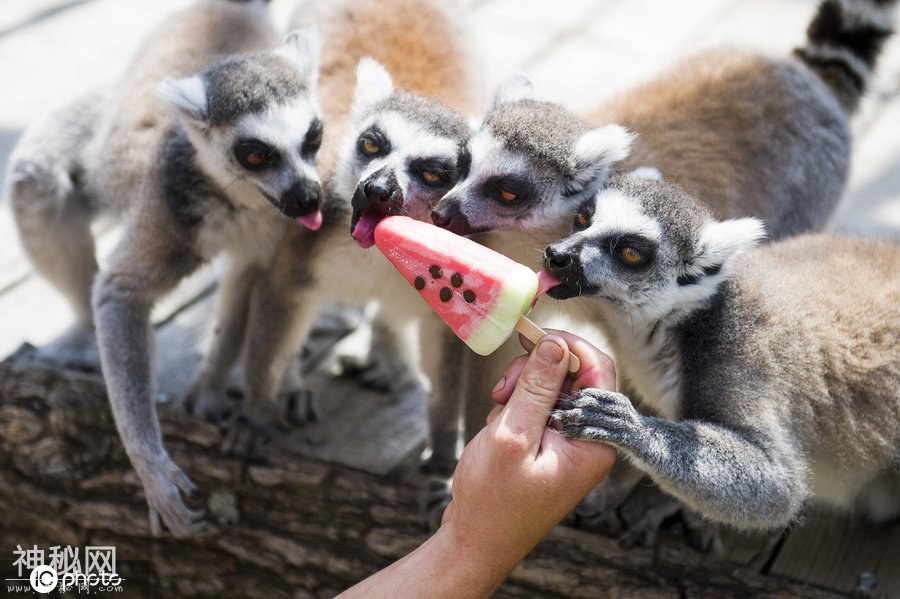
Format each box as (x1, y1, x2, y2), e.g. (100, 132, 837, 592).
(514, 315, 581, 373)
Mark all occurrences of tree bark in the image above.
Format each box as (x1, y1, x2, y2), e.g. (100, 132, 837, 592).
(0, 357, 840, 598)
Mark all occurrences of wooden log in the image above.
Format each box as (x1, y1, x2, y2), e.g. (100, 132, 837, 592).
(0, 358, 842, 598)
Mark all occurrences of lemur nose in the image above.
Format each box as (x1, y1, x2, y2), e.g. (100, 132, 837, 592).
(365, 182, 389, 205)
(544, 246, 573, 270)
(431, 209, 451, 228)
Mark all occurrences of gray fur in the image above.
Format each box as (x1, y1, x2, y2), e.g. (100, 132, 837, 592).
(426, 2, 895, 539)
(205, 54, 309, 125)
(485, 99, 588, 176)
(547, 177, 900, 530)
(372, 91, 471, 141)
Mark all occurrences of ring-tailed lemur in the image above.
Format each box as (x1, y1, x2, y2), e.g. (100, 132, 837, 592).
(426, 0, 897, 530)
(182, 0, 483, 471)
(8, 0, 324, 536)
(542, 173, 900, 530)
(434, 0, 896, 242)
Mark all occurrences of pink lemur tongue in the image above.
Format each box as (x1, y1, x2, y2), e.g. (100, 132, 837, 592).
(297, 211, 323, 231)
(351, 211, 383, 249)
(533, 270, 563, 306)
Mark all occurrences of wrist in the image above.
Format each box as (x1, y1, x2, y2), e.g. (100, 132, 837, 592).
(434, 520, 526, 595)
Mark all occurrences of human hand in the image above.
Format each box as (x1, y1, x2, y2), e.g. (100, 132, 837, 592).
(440, 331, 618, 583)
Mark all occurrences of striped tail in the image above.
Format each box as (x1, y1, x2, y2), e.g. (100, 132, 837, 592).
(795, 0, 896, 113)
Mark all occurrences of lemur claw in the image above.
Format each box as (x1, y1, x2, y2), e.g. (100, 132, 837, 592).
(222, 409, 288, 459)
(140, 459, 207, 538)
(551, 388, 641, 445)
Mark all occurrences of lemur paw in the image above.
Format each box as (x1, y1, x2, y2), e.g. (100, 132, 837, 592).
(138, 458, 206, 538)
(221, 408, 288, 459)
(551, 388, 642, 446)
(180, 385, 235, 425)
(281, 389, 319, 425)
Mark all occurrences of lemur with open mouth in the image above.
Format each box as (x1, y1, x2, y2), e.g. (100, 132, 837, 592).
(7, 0, 324, 536)
(426, 0, 896, 529)
(183, 0, 484, 473)
(543, 173, 900, 531)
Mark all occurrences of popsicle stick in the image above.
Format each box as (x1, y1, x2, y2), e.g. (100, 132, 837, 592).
(514, 315, 581, 374)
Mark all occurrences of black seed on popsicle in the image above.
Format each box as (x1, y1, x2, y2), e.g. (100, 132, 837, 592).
(451, 273, 463, 288)
(439, 287, 452, 302)
(463, 290, 476, 303)
(429, 265, 442, 279)
(414, 276, 426, 290)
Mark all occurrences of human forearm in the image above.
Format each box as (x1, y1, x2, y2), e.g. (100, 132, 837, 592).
(339, 525, 516, 599)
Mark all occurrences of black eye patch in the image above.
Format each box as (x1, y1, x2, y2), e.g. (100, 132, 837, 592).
(607, 235, 658, 270)
(573, 199, 596, 231)
(408, 158, 457, 188)
(483, 175, 532, 206)
(456, 144, 472, 179)
(357, 127, 391, 159)
(301, 119, 324, 158)
(234, 138, 279, 171)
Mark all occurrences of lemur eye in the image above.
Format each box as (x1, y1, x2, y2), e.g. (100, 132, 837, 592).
(235, 141, 276, 170)
(620, 247, 644, 265)
(361, 137, 381, 156)
(499, 189, 517, 202)
(421, 170, 440, 184)
(574, 211, 590, 230)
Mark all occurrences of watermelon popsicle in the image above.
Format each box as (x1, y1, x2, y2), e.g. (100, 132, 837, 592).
(374, 216, 580, 373)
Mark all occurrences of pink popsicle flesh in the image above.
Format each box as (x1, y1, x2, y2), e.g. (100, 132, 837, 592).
(374, 216, 539, 356)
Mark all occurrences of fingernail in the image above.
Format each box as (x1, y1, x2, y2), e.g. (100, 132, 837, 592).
(492, 376, 506, 393)
(537, 339, 564, 364)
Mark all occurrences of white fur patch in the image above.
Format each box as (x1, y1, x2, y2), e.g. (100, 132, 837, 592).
(156, 75, 208, 123)
(589, 189, 662, 242)
(352, 58, 394, 119)
(467, 128, 531, 179)
(629, 166, 662, 181)
(488, 72, 535, 111)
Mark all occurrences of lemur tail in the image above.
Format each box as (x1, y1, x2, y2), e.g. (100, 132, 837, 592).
(795, 0, 896, 113)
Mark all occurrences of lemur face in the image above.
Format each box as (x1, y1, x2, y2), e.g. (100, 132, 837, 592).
(431, 74, 633, 236)
(335, 59, 472, 249)
(157, 30, 326, 229)
(542, 176, 765, 321)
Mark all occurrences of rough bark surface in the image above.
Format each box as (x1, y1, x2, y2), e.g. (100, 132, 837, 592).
(0, 358, 840, 598)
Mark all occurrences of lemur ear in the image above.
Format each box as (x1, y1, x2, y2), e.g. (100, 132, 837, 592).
(694, 217, 766, 269)
(488, 73, 534, 111)
(280, 28, 321, 88)
(352, 58, 394, 118)
(566, 124, 635, 195)
(156, 75, 208, 124)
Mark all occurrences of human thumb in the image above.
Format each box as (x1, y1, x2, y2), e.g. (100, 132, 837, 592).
(499, 335, 569, 451)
